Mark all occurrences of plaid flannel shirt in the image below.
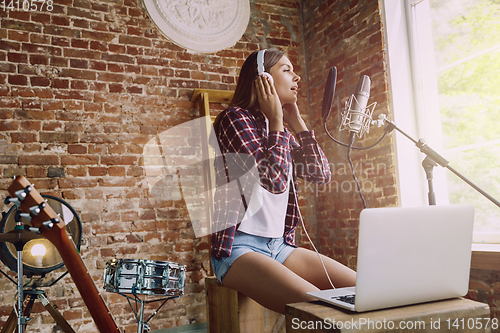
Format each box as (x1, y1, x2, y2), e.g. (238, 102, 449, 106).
(210, 106, 331, 259)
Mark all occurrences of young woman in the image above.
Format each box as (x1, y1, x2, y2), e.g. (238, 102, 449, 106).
(210, 48, 356, 314)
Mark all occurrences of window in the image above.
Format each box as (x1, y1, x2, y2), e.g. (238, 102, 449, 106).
(382, 0, 500, 243)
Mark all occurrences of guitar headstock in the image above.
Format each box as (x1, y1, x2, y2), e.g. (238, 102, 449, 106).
(6, 176, 64, 240)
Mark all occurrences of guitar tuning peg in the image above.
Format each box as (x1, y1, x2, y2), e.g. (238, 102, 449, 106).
(42, 218, 59, 230)
(24, 225, 40, 234)
(14, 211, 32, 222)
(29, 202, 46, 215)
(14, 186, 32, 200)
(4, 196, 21, 207)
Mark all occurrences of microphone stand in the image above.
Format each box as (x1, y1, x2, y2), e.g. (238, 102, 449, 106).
(382, 116, 500, 208)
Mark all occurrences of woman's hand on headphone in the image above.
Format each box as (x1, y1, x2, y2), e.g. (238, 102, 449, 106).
(256, 74, 284, 132)
(283, 103, 308, 134)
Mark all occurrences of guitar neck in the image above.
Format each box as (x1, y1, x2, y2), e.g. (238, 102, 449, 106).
(57, 233, 121, 333)
(7, 176, 121, 333)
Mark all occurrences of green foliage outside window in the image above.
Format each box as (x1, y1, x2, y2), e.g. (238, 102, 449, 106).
(431, 0, 500, 238)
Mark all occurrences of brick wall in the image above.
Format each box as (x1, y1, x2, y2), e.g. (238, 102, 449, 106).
(0, 0, 497, 331)
(0, 0, 307, 332)
(300, 0, 397, 269)
(468, 269, 500, 331)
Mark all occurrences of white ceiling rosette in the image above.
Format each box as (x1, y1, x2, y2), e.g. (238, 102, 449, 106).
(142, 0, 250, 53)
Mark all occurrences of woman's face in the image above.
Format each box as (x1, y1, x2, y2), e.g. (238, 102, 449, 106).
(269, 55, 301, 105)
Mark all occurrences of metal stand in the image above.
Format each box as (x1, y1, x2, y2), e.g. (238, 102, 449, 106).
(0, 225, 30, 333)
(422, 156, 438, 205)
(383, 116, 500, 207)
(15, 229, 26, 333)
(1, 289, 76, 333)
(0, 215, 75, 333)
(119, 293, 179, 333)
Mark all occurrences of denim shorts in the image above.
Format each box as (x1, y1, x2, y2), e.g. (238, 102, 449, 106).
(210, 231, 296, 284)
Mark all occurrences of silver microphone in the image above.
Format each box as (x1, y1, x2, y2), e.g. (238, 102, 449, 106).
(340, 75, 376, 138)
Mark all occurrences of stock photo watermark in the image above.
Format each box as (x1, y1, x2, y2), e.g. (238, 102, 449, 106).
(142, 116, 389, 237)
(289, 317, 499, 331)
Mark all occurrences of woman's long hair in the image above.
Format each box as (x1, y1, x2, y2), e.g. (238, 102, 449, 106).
(213, 49, 284, 135)
(229, 48, 284, 110)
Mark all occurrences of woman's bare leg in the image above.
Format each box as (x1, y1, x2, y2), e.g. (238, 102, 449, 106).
(221, 251, 320, 314)
(221, 248, 356, 314)
(283, 247, 356, 289)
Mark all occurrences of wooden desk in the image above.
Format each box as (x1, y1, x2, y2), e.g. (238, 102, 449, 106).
(286, 298, 491, 332)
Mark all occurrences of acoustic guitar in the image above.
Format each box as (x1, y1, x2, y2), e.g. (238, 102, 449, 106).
(7, 176, 121, 333)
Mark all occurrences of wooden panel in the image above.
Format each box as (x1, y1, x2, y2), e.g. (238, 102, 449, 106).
(286, 298, 490, 333)
(205, 277, 285, 333)
(471, 246, 500, 271)
(206, 276, 240, 333)
(238, 294, 285, 333)
(191, 89, 234, 104)
(199, 92, 215, 237)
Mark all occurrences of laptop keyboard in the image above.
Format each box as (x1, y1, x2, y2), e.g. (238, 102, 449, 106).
(332, 294, 356, 305)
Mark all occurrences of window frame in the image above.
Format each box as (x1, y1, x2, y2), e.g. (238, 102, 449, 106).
(381, 0, 500, 259)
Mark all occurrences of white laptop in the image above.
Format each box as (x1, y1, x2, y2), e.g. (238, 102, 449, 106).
(307, 205, 475, 312)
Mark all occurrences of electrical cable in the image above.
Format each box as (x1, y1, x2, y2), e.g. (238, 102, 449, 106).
(324, 121, 387, 150)
(347, 133, 367, 209)
(291, 170, 336, 290)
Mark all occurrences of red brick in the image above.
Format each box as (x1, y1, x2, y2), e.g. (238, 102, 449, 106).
(44, 25, 80, 38)
(54, 90, 93, 101)
(8, 30, 29, 42)
(52, 15, 71, 26)
(90, 40, 107, 52)
(63, 48, 100, 60)
(89, 166, 107, 176)
(70, 59, 89, 69)
(61, 155, 99, 165)
(108, 166, 126, 176)
(30, 76, 50, 86)
(68, 144, 88, 154)
(58, 178, 98, 188)
(39, 132, 78, 143)
(71, 80, 89, 90)
(0, 120, 18, 131)
(11, 132, 37, 143)
(81, 30, 116, 42)
(59, 68, 96, 80)
(3, 19, 42, 33)
(101, 52, 134, 64)
(8, 74, 28, 85)
(20, 121, 41, 131)
(101, 156, 137, 165)
(71, 39, 89, 49)
(109, 83, 124, 93)
(43, 100, 64, 111)
(119, 35, 151, 47)
(22, 99, 42, 109)
(52, 78, 70, 89)
(97, 72, 125, 82)
(19, 155, 59, 165)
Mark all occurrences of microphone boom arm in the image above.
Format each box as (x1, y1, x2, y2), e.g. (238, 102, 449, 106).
(382, 116, 500, 208)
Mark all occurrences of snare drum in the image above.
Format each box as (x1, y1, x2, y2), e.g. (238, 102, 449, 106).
(103, 259, 186, 296)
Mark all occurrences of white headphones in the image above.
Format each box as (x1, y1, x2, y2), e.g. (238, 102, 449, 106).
(257, 49, 274, 85)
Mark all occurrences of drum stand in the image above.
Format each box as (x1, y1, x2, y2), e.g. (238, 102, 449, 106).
(119, 293, 179, 333)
